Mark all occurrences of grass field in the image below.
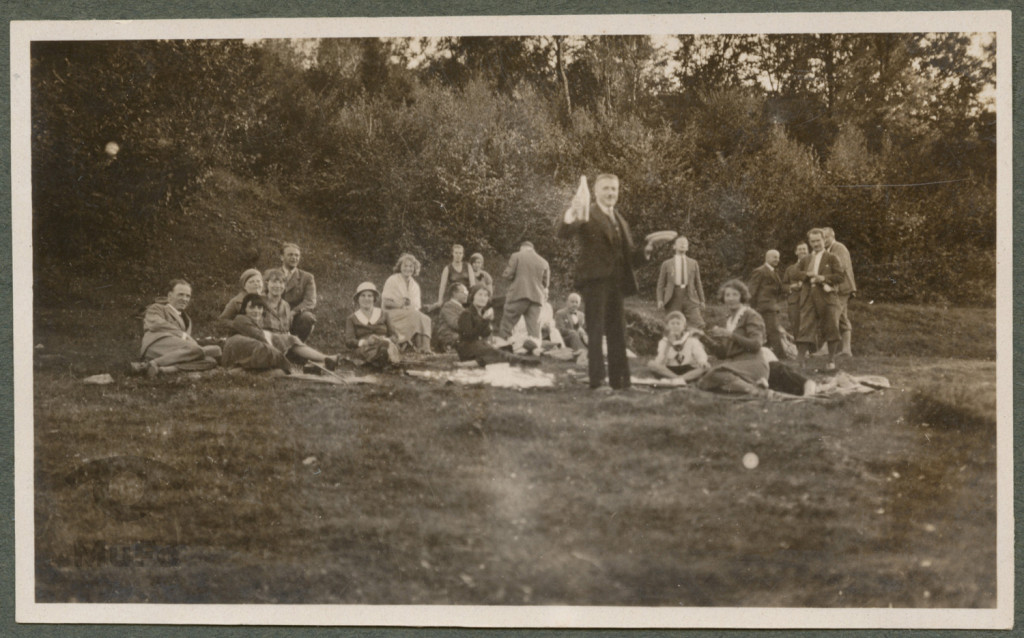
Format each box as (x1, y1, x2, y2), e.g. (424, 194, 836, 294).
(31, 297, 997, 608)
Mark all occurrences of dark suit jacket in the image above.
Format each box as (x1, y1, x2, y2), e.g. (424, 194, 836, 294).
(553, 307, 586, 336)
(557, 207, 640, 295)
(782, 262, 805, 305)
(747, 264, 784, 314)
(264, 267, 316, 314)
(796, 251, 845, 305)
(434, 299, 466, 344)
(656, 255, 704, 308)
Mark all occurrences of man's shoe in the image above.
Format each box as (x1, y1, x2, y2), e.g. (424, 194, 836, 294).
(324, 355, 339, 371)
(128, 361, 149, 376)
(591, 385, 614, 395)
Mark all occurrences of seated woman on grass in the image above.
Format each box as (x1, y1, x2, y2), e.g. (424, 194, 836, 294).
(456, 284, 539, 368)
(381, 253, 433, 354)
(262, 269, 339, 369)
(697, 280, 816, 397)
(648, 311, 709, 384)
(344, 281, 400, 367)
(221, 294, 295, 374)
(468, 252, 493, 296)
(695, 279, 772, 396)
(218, 268, 264, 328)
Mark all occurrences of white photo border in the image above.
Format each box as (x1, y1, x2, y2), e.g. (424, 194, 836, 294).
(11, 10, 1013, 628)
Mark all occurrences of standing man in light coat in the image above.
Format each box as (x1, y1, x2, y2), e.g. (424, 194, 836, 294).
(498, 241, 550, 341)
(823, 227, 856, 356)
(656, 235, 706, 330)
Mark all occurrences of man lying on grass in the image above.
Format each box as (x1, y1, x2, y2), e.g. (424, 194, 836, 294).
(130, 279, 221, 377)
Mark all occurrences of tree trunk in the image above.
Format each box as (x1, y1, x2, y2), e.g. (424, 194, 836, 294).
(554, 36, 572, 120)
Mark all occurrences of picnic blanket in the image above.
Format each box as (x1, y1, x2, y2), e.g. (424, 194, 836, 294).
(630, 371, 890, 399)
(406, 362, 556, 389)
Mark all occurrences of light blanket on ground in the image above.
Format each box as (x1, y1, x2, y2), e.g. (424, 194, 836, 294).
(406, 363, 555, 389)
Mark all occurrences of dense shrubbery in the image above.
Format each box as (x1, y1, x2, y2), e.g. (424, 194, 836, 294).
(31, 35, 996, 305)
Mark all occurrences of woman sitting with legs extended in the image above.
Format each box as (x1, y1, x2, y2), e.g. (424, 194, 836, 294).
(697, 280, 817, 397)
(262, 269, 339, 369)
(221, 294, 294, 374)
(456, 284, 539, 367)
(696, 279, 774, 396)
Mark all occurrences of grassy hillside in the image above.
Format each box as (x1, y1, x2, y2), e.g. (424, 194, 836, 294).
(30, 171, 999, 609)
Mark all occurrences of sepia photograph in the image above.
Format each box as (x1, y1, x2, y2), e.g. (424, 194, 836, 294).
(12, 10, 1012, 628)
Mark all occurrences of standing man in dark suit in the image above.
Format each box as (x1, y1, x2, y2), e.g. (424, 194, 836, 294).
(747, 249, 785, 357)
(557, 173, 653, 391)
(498, 240, 550, 341)
(264, 242, 317, 342)
(796, 229, 846, 370)
(823, 227, 856, 357)
(655, 235, 706, 329)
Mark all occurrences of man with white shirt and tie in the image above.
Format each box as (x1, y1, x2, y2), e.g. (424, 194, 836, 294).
(795, 228, 846, 370)
(656, 236, 706, 330)
(557, 173, 654, 391)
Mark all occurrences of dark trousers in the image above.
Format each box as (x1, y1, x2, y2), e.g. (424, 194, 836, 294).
(456, 340, 536, 367)
(665, 286, 705, 329)
(760, 310, 784, 358)
(581, 277, 630, 389)
(809, 288, 841, 343)
(768, 361, 809, 396)
(291, 310, 316, 342)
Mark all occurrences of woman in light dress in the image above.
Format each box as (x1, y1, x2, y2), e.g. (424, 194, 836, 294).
(381, 253, 433, 354)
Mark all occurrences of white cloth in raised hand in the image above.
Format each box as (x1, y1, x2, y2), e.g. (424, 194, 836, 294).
(565, 175, 590, 223)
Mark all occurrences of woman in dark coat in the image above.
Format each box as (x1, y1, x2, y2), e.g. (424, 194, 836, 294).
(456, 284, 539, 367)
(221, 294, 293, 373)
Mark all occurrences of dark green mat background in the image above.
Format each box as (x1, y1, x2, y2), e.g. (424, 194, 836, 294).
(1, 1, 1017, 635)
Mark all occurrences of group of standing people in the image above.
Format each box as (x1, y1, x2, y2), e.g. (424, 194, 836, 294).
(555, 173, 857, 396)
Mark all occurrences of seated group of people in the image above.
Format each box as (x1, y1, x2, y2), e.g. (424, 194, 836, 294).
(128, 243, 569, 377)
(129, 240, 817, 398)
(647, 278, 817, 397)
